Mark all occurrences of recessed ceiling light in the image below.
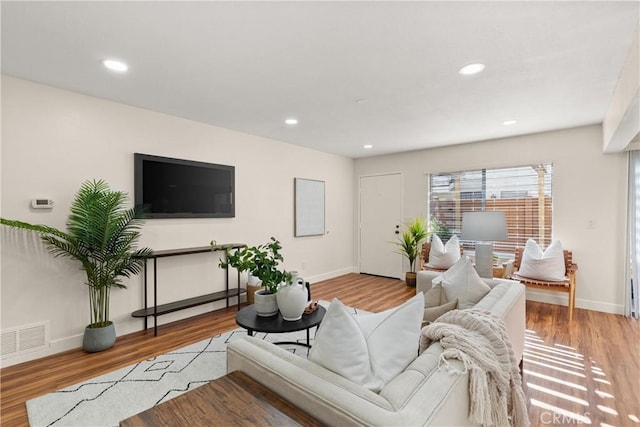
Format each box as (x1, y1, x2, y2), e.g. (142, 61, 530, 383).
(285, 118, 298, 125)
(102, 59, 128, 72)
(458, 63, 485, 76)
(363, 144, 373, 149)
(503, 120, 517, 126)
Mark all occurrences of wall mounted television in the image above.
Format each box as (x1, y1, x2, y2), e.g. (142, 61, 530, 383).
(134, 153, 235, 218)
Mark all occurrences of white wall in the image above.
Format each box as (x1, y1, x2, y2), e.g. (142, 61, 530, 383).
(354, 125, 628, 315)
(0, 76, 356, 366)
(603, 22, 639, 153)
(1, 76, 629, 368)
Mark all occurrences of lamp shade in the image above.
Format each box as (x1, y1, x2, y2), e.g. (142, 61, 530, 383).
(461, 211, 508, 241)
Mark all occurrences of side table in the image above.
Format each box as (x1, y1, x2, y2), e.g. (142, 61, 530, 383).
(492, 265, 506, 278)
(236, 305, 326, 347)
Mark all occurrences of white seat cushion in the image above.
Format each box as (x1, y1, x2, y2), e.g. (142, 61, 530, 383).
(517, 239, 565, 281)
(308, 293, 424, 392)
(425, 234, 461, 270)
(437, 256, 491, 309)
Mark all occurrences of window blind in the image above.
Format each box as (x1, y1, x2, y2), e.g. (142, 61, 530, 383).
(428, 163, 553, 254)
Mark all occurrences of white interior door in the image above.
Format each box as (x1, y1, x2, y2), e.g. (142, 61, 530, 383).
(359, 173, 403, 278)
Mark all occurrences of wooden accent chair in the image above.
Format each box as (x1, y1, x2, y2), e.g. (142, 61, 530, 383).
(420, 242, 464, 272)
(512, 247, 578, 321)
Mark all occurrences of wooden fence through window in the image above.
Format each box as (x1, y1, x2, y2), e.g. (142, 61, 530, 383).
(430, 195, 552, 253)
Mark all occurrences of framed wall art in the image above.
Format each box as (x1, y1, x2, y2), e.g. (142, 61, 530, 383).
(294, 178, 325, 237)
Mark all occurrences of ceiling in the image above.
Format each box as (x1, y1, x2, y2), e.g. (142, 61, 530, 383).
(1, 1, 638, 159)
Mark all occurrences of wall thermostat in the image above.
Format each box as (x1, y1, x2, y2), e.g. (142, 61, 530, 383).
(31, 199, 54, 209)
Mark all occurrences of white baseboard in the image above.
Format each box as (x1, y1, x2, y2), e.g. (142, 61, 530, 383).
(306, 266, 358, 284)
(1, 269, 359, 367)
(0, 311, 201, 368)
(526, 290, 624, 315)
(1, 333, 82, 369)
(575, 299, 624, 315)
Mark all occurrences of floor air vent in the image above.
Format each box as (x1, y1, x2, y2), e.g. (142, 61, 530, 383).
(1, 321, 49, 359)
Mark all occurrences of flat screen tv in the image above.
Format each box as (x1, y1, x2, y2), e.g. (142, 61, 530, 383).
(134, 153, 235, 218)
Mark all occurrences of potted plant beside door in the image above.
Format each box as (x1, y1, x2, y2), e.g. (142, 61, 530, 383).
(0, 179, 152, 352)
(392, 216, 429, 287)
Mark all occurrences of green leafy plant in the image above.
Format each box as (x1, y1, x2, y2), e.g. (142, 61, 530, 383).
(218, 237, 291, 294)
(429, 217, 453, 242)
(392, 216, 429, 272)
(0, 179, 152, 328)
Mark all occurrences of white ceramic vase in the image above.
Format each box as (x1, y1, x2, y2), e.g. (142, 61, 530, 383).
(276, 275, 308, 321)
(254, 290, 278, 317)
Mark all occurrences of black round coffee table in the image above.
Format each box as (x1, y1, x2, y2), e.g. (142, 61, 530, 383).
(235, 305, 326, 347)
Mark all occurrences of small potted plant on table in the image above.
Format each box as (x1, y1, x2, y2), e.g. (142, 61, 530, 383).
(219, 237, 291, 316)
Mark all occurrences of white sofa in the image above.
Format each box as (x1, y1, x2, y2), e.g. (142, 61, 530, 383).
(226, 275, 526, 426)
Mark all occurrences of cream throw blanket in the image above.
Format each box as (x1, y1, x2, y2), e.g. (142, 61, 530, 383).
(420, 309, 529, 427)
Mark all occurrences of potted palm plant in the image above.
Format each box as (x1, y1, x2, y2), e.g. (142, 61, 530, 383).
(219, 237, 291, 316)
(0, 179, 152, 352)
(392, 216, 429, 286)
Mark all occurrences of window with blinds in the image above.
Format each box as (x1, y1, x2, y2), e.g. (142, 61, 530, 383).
(428, 164, 553, 254)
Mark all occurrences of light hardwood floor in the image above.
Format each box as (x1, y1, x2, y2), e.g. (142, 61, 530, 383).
(1, 273, 638, 426)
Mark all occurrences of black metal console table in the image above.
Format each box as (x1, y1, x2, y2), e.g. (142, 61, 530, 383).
(131, 243, 246, 336)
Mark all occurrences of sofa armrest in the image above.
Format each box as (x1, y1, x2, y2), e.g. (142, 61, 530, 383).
(416, 270, 441, 294)
(419, 274, 525, 362)
(474, 280, 526, 362)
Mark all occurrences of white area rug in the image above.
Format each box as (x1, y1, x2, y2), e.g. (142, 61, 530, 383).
(26, 302, 361, 427)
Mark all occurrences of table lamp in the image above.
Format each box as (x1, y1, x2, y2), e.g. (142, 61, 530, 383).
(461, 211, 508, 278)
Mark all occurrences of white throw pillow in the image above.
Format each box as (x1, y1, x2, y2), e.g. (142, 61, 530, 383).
(424, 284, 444, 308)
(518, 239, 566, 281)
(426, 234, 461, 269)
(308, 293, 424, 392)
(439, 256, 491, 309)
(422, 299, 458, 327)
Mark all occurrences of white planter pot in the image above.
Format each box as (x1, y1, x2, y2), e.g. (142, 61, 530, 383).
(254, 290, 278, 317)
(276, 278, 308, 321)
